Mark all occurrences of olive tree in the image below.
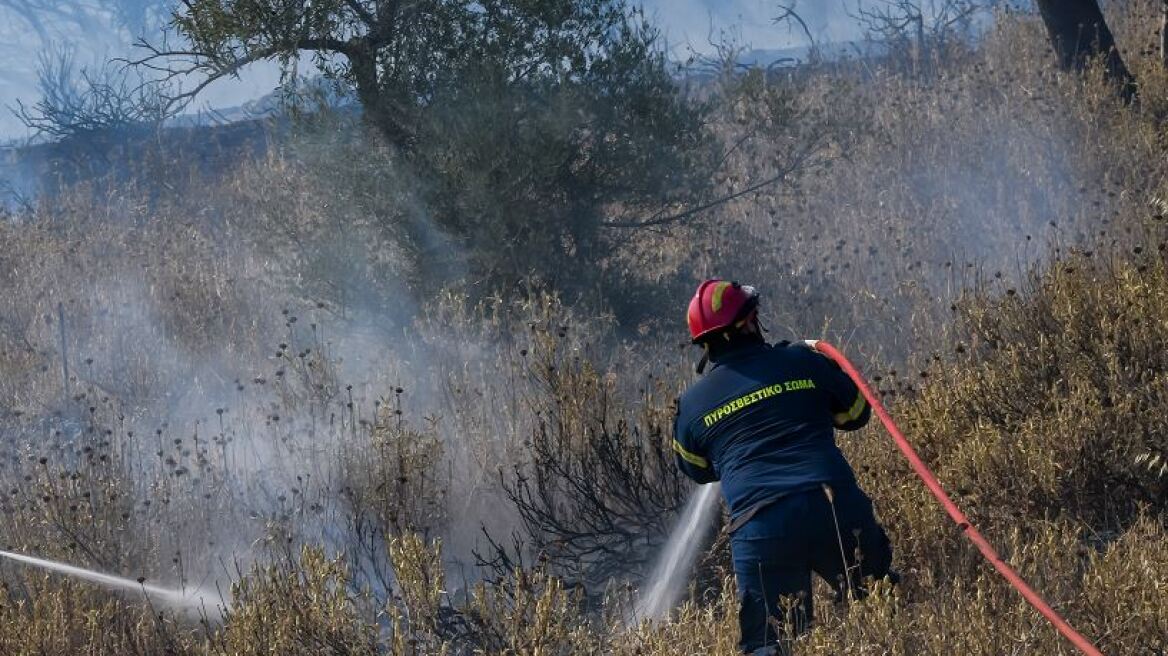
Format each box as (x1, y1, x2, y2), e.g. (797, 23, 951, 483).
(136, 0, 718, 297)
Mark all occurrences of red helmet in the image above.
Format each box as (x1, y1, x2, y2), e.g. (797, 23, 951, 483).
(686, 279, 759, 343)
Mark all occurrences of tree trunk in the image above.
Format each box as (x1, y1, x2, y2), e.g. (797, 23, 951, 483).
(348, 47, 413, 150)
(1161, 0, 1168, 69)
(1034, 0, 1137, 102)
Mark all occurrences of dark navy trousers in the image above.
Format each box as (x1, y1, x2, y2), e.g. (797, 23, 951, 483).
(731, 482, 895, 654)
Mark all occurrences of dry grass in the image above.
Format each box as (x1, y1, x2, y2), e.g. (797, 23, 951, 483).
(0, 4, 1165, 655)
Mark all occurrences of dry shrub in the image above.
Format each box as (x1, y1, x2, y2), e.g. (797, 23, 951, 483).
(211, 547, 378, 656)
(485, 322, 688, 601)
(1078, 515, 1168, 652)
(901, 240, 1168, 528)
(462, 567, 595, 655)
(344, 406, 448, 539)
(0, 577, 195, 655)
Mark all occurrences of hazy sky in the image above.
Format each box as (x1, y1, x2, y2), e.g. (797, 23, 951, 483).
(0, 0, 859, 140)
(646, 0, 858, 56)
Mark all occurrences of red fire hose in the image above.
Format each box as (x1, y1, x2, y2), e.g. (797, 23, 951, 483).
(808, 340, 1103, 656)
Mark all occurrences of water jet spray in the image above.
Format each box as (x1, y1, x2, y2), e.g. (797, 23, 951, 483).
(0, 549, 223, 614)
(633, 482, 720, 622)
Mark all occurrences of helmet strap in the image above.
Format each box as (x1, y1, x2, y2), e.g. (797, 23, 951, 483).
(696, 344, 710, 374)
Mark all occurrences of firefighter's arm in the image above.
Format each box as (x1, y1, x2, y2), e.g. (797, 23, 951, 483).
(672, 407, 718, 484)
(809, 347, 871, 431)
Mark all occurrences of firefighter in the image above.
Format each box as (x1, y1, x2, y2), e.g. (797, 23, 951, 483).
(672, 279, 896, 655)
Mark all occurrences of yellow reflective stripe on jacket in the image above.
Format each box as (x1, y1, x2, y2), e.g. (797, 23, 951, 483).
(672, 439, 709, 468)
(833, 392, 867, 426)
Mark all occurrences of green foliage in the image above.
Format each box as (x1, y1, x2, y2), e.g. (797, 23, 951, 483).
(161, 0, 716, 291)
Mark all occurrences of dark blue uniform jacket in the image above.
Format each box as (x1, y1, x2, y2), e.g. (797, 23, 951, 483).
(673, 341, 871, 522)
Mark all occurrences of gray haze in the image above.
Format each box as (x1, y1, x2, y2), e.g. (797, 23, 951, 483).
(648, 0, 860, 57)
(0, 0, 859, 140)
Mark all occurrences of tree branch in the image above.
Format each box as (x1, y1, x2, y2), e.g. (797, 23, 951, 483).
(125, 36, 355, 113)
(601, 142, 823, 229)
(773, 4, 816, 51)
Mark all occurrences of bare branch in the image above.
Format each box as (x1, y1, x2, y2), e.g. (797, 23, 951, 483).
(601, 141, 824, 229)
(10, 46, 172, 138)
(125, 36, 355, 114)
(773, 3, 816, 51)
